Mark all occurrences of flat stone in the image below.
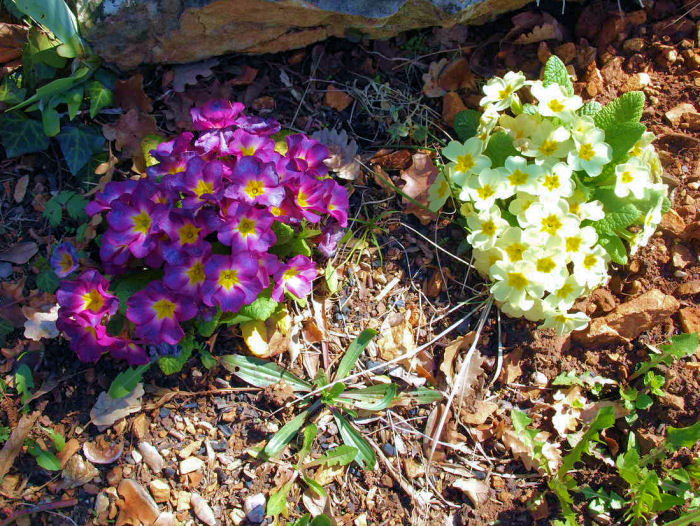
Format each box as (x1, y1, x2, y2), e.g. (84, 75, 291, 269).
(671, 244, 694, 269)
(77, 0, 532, 69)
(676, 280, 700, 296)
(149, 479, 171, 503)
(660, 210, 687, 237)
(573, 289, 679, 347)
(179, 456, 204, 475)
(117, 479, 160, 526)
(679, 307, 700, 335)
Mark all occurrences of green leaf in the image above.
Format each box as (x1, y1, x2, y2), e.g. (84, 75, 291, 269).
(15, 363, 33, 404)
(590, 203, 641, 237)
(301, 473, 327, 498)
(542, 55, 574, 96)
(266, 481, 293, 516)
(220, 291, 279, 324)
(36, 269, 59, 293)
(27, 442, 61, 471)
(112, 270, 163, 315)
(0, 111, 49, 158)
(297, 424, 317, 466)
(605, 121, 646, 163)
(485, 131, 519, 168)
(399, 386, 443, 405)
(579, 101, 602, 117)
(221, 354, 312, 392)
(62, 86, 84, 120)
(43, 198, 62, 227)
(12, 0, 81, 51)
(0, 318, 13, 347)
(199, 350, 218, 370)
(335, 329, 378, 381)
(635, 393, 654, 410)
(158, 337, 194, 375)
(559, 406, 615, 476)
(272, 221, 295, 245)
(631, 333, 699, 380)
(9, 66, 93, 112)
(666, 420, 700, 451)
(453, 109, 481, 141)
(262, 407, 312, 460)
(304, 445, 359, 468)
(0, 75, 26, 105)
(333, 411, 376, 469)
(87, 80, 113, 119)
(340, 384, 398, 411)
(598, 234, 628, 265)
(324, 261, 338, 294)
(65, 193, 88, 221)
(195, 310, 220, 337)
(309, 516, 333, 526)
(40, 426, 66, 451)
(289, 514, 312, 526)
(41, 101, 60, 137)
(108, 364, 149, 399)
(594, 91, 645, 131)
(56, 125, 106, 175)
(0, 426, 10, 442)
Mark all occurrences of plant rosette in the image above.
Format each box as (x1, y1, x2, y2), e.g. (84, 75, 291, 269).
(429, 56, 669, 335)
(52, 99, 349, 373)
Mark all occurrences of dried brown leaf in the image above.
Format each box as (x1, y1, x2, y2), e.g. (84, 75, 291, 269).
(172, 58, 219, 93)
(13, 174, 28, 203)
(400, 153, 439, 225)
(115, 74, 153, 114)
(0, 411, 40, 480)
(0, 24, 27, 64)
(231, 65, 259, 86)
(102, 109, 158, 158)
(324, 86, 353, 112)
(0, 241, 38, 264)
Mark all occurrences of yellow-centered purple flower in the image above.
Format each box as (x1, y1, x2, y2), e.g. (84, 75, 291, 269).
(50, 242, 79, 278)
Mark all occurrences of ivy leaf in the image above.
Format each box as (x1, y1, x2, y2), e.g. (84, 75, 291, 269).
(605, 121, 645, 163)
(594, 91, 645, 131)
(0, 111, 50, 157)
(598, 234, 628, 265)
(542, 55, 574, 96)
(485, 131, 519, 168)
(56, 125, 106, 175)
(108, 364, 149, 399)
(36, 269, 60, 293)
(454, 109, 481, 141)
(0, 75, 26, 105)
(87, 80, 114, 118)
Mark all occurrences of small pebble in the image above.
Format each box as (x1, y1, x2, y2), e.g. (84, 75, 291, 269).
(138, 442, 165, 473)
(244, 493, 266, 523)
(218, 424, 233, 438)
(159, 408, 171, 418)
(210, 440, 228, 452)
(131, 449, 143, 464)
(183, 402, 199, 409)
(0, 262, 13, 279)
(163, 467, 177, 479)
(382, 443, 396, 456)
(674, 270, 689, 278)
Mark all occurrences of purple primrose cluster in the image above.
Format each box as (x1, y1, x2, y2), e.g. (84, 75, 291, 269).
(53, 100, 349, 366)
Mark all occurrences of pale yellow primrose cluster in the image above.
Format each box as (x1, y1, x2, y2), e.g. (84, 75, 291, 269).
(430, 67, 667, 335)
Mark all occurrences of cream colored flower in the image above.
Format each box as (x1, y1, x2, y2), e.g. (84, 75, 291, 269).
(567, 128, 612, 177)
(614, 157, 652, 199)
(466, 206, 509, 250)
(480, 71, 526, 110)
(459, 167, 512, 210)
(530, 82, 582, 120)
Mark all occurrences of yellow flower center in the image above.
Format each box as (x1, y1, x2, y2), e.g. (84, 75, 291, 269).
(548, 99, 565, 113)
(554, 314, 568, 324)
(186, 261, 206, 286)
(270, 206, 284, 217)
(153, 299, 177, 320)
(240, 145, 257, 156)
(178, 223, 201, 245)
(481, 220, 497, 237)
(620, 171, 634, 184)
(569, 202, 580, 215)
(505, 243, 527, 262)
(132, 210, 152, 235)
(297, 190, 310, 208)
(507, 272, 529, 290)
(578, 143, 595, 162)
(508, 169, 529, 186)
(167, 164, 186, 175)
(283, 268, 299, 281)
(456, 154, 475, 173)
(498, 85, 514, 100)
(541, 214, 563, 236)
(557, 283, 574, 298)
(536, 257, 557, 273)
(476, 185, 495, 200)
(218, 269, 240, 290)
(82, 289, 105, 313)
(245, 179, 265, 198)
(238, 218, 257, 236)
(60, 253, 75, 273)
(194, 179, 214, 198)
(543, 174, 561, 191)
(583, 254, 598, 269)
(566, 236, 582, 253)
(539, 139, 559, 157)
(438, 179, 449, 197)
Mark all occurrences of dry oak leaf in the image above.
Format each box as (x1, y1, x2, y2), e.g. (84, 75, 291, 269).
(117, 478, 160, 526)
(400, 153, 438, 225)
(115, 74, 153, 114)
(462, 399, 499, 425)
(422, 58, 448, 98)
(23, 303, 59, 341)
(172, 58, 219, 93)
(501, 427, 562, 474)
(551, 386, 586, 437)
(231, 65, 259, 86)
(324, 85, 353, 112)
(103, 109, 158, 158)
(438, 58, 476, 92)
(0, 24, 27, 64)
(0, 241, 38, 265)
(442, 91, 467, 128)
(13, 174, 28, 203)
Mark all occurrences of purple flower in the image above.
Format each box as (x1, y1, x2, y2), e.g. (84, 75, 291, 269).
(271, 255, 317, 301)
(85, 180, 139, 216)
(163, 246, 210, 297)
(285, 134, 330, 178)
(195, 129, 235, 156)
(110, 340, 150, 366)
(56, 270, 119, 321)
(174, 158, 225, 208)
(191, 100, 245, 130)
(202, 253, 266, 312)
(323, 180, 349, 227)
(50, 242, 79, 278)
(126, 281, 197, 345)
(160, 210, 211, 264)
(289, 175, 326, 223)
(56, 314, 120, 363)
(224, 156, 285, 207)
(106, 198, 168, 259)
(217, 204, 276, 253)
(228, 129, 278, 162)
(234, 114, 281, 136)
(147, 132, 196, 179)
(318, 224, 344, 257)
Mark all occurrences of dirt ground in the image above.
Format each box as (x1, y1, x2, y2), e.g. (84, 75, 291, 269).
(0, 0, 699, 524)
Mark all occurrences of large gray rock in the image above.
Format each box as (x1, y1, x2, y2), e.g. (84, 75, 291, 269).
(77, 0, 529, 69)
